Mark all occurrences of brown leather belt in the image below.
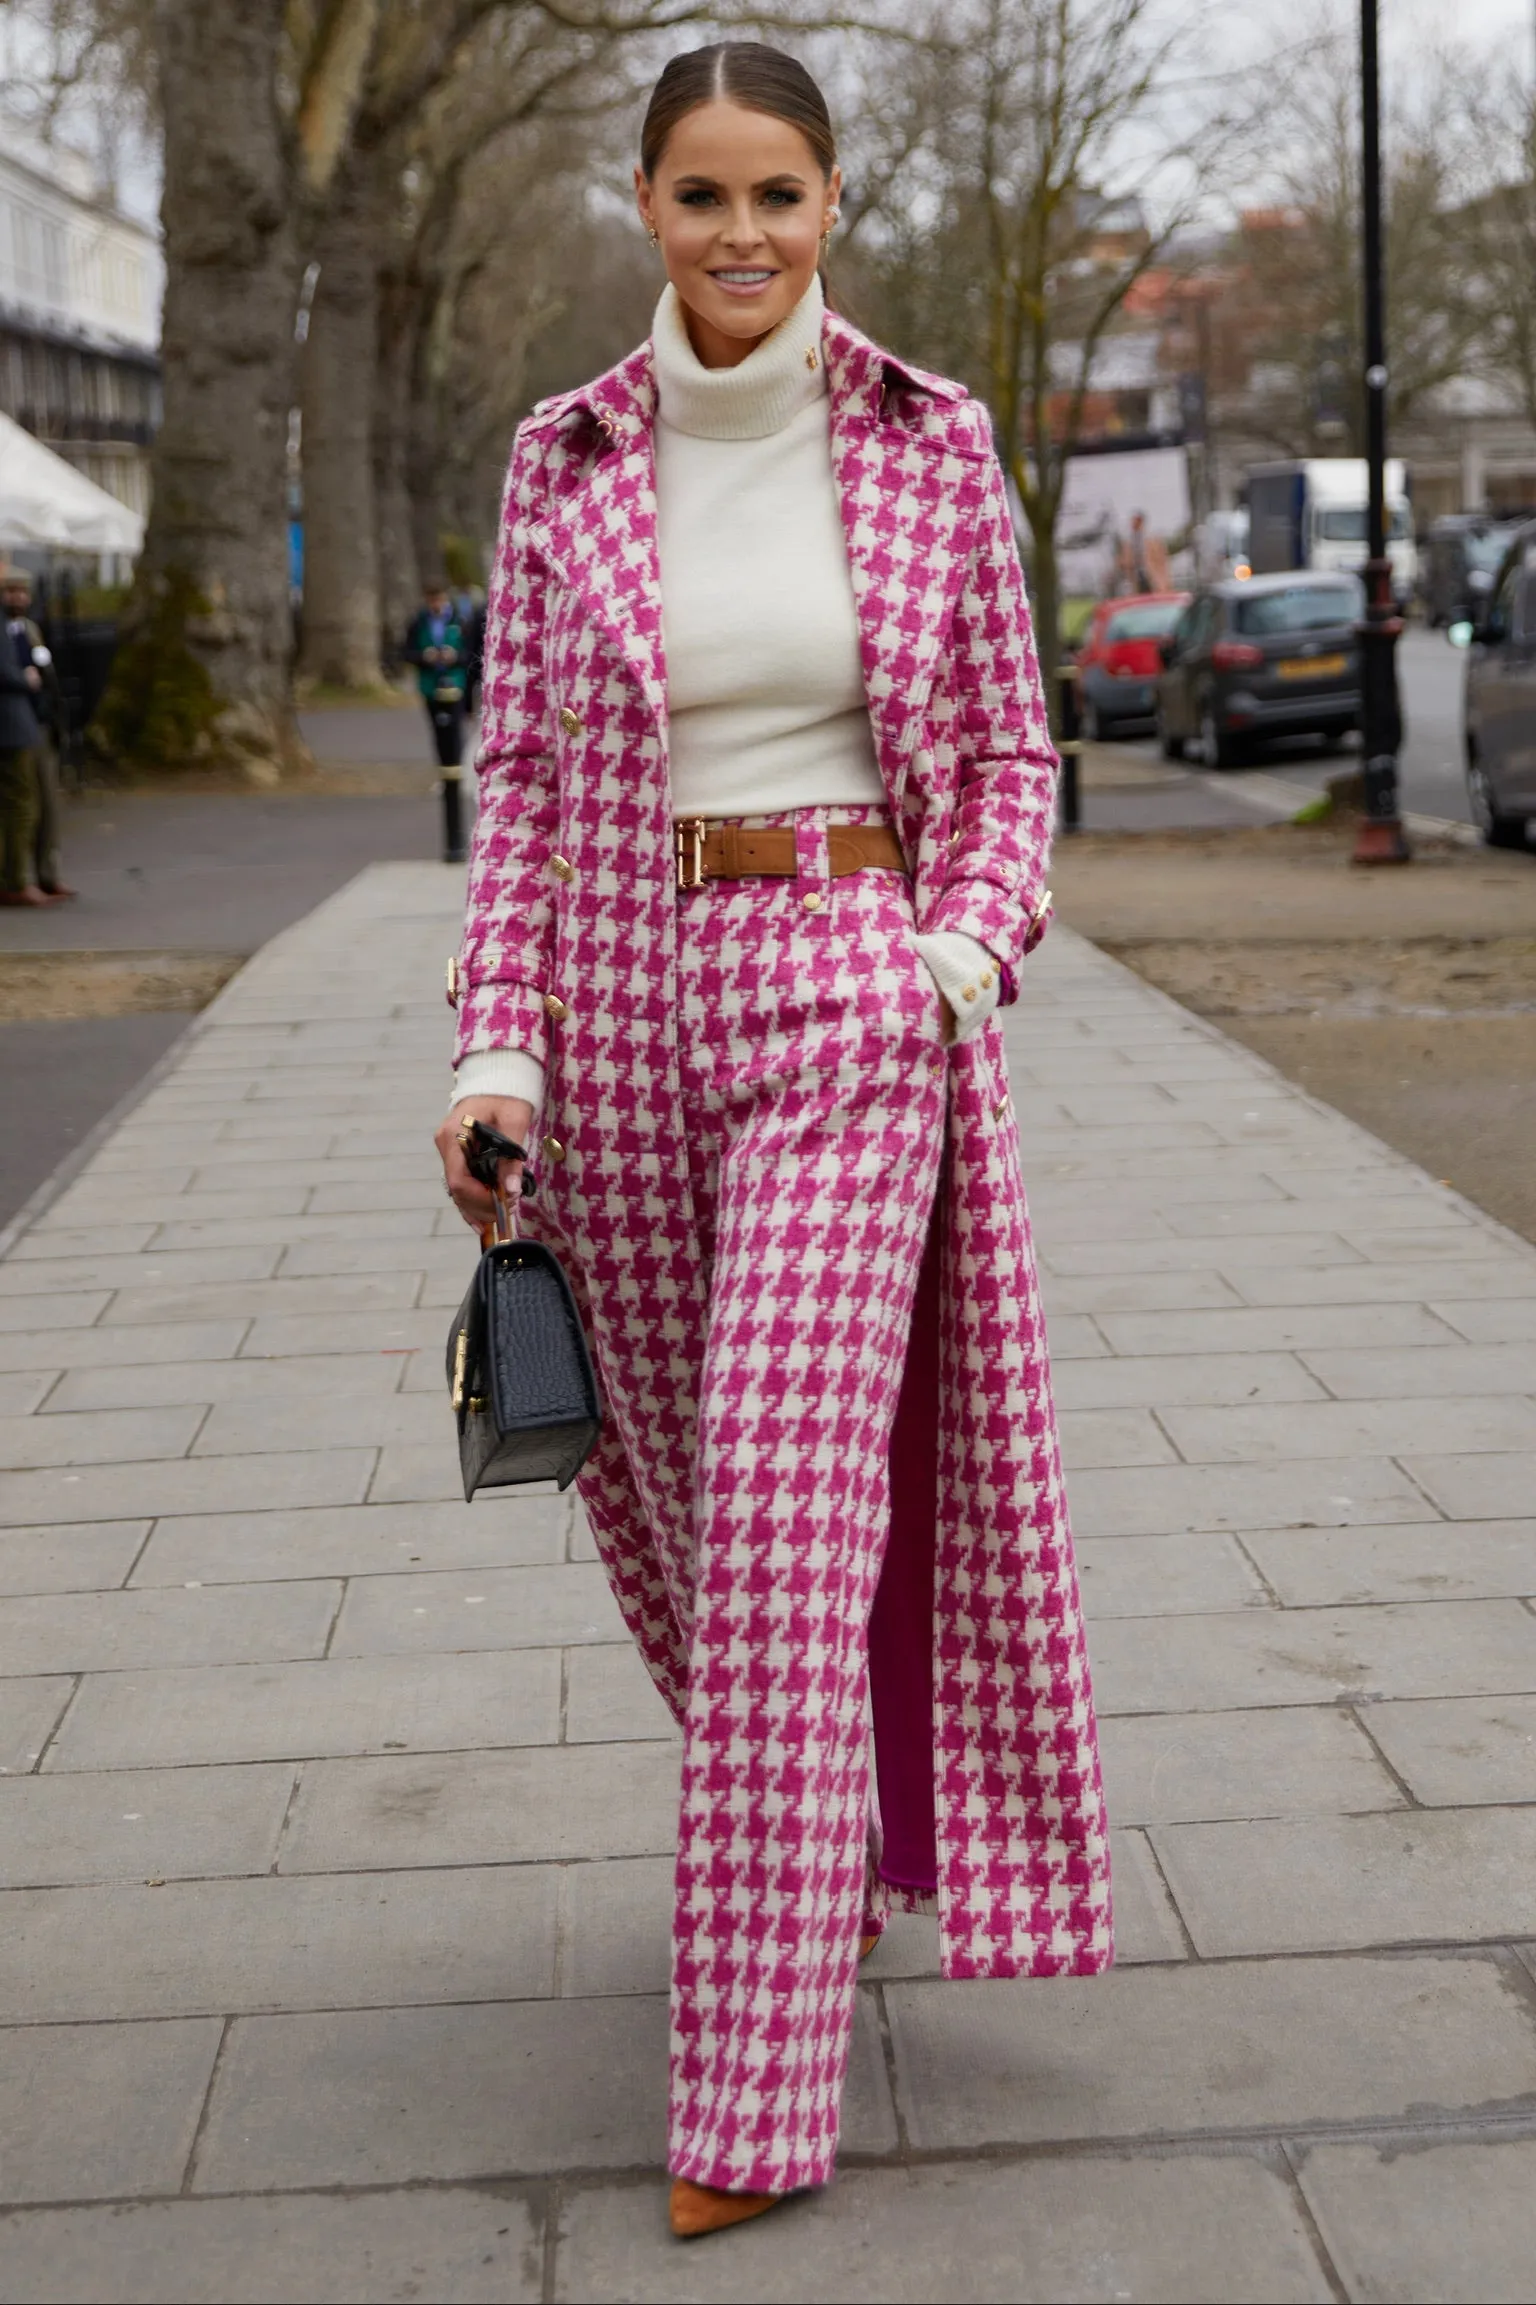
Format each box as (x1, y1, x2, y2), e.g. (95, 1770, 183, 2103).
(674, 819, 907, 892)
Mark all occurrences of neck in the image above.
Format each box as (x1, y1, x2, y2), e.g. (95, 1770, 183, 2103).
(652, 274, 827, 442)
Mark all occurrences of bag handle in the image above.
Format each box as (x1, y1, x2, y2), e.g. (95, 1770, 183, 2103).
(459, 1117, 535, 1247)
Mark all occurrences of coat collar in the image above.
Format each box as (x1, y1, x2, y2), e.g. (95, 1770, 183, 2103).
(526, 309, 988, 780)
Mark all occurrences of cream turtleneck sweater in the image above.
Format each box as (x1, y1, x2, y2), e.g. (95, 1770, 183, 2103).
(451, 279, 998, 1117)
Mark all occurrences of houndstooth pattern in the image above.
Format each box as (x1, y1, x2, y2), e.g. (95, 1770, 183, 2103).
(668, 846, 947, 2192)
(454, 304, 1113, 2180)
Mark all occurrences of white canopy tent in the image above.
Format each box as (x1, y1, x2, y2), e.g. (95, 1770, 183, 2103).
(0, 409, 145, 556)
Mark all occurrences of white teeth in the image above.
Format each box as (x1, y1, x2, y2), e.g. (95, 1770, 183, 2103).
(714, 270, 773, 283)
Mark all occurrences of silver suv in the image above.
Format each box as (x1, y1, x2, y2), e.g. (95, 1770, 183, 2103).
(1453, 520, 1536, 849)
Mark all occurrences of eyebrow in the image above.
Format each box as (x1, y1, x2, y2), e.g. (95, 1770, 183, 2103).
(671, 171, 810, 190)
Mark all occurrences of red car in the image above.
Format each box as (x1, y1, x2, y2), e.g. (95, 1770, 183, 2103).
(1075, 591, 1190, 740)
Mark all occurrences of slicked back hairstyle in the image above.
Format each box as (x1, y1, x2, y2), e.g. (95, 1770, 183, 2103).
(639, 42, 837, 182)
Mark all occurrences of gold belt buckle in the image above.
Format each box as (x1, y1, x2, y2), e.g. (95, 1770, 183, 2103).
(675, 817, 707, 892)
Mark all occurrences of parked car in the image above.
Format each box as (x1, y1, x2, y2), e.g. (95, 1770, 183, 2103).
(1422, 514, 1524, 630)
(1451, 518, 1536, 848)
(1075, 591, 1189, 739)
(1155, 570, 1364, 769)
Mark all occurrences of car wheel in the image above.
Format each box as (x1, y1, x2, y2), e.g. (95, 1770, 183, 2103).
(1156, 704, 1184, 761)
(1467, 751, 1530, 849)
(1201, 705, 1244, 771)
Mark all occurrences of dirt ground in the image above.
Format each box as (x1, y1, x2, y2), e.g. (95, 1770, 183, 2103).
(0, 950, 241, 1023)
(1051, 822, 1536, 1245)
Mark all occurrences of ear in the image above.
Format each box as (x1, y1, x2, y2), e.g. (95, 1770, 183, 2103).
(634, 165, 654, 237)
(826, 162, 844, 222)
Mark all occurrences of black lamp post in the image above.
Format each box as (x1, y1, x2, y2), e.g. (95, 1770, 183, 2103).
(1353, 0, 1410, 864)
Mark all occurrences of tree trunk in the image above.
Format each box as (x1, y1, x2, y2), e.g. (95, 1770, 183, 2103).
(373, 263, 424, 659)
(93, 0, 304, 781)
(1025, 500, 1065, 747)
(298, 149, 385, 689)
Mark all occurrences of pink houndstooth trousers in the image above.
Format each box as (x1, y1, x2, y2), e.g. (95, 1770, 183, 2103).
(658, 807, 946, 2195)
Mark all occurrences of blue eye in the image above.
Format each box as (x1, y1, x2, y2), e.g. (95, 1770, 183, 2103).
(678, 189, 717, 208)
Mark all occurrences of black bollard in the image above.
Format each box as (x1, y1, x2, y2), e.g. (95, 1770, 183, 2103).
(441, 766, 466, 865)
(1057, 661, 1082, 834)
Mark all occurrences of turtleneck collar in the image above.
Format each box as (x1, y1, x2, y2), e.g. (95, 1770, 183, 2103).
(652, 274, 827, 441)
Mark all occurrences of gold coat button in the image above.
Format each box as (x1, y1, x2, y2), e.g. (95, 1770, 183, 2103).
(549, 855, 575, 883)
(558, 707, 583, 736)
(542, 1133, 566, 1163)
(962, 985, 977, 1002)
(444, 955, 460, 1008)
(543, 993, 568, 1022)
(802, 890, 824, 911)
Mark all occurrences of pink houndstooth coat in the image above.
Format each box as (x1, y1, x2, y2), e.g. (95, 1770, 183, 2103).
(456, 304, 1113, 1981)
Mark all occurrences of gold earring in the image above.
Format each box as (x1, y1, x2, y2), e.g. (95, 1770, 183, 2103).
(648, 226, 660, 250)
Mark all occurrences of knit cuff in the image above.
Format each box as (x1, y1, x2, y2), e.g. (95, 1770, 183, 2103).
(449, 1047, 545, 1117)
(916, 931, 1002, 1044)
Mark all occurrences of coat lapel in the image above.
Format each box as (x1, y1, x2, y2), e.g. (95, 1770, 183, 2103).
(532, 349, 669, 731)
(825, 314, 991, 810)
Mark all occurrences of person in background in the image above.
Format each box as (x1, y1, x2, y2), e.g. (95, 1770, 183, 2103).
(402, 579, 471, 772)
(1, 572, 71, 902)
(1, 569, 54, 908)
(1114, 511, 1170, 597)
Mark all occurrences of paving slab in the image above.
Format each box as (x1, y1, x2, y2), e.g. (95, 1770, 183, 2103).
(1296, 2136, 1536, 2305)
(0, 1519, 149, 1597)
(195, 1994, 892, 2192)
(0, 1405, 203, 1468)
(0, 1673, 72, 1773)
(130, 1496, 567, 1586)
(0, 1319, 250, 1375)
(0, 1580, 340, 1675)
(1070, 1458, 1430, 1540)
(0, 1864, 559, 2022)
(1161, 1396, 1536, 1463)
(44, 1351, 406, 1413)
(1240, 1520, 1536, 1608)
(1090, 1599, 1536, 1714)
(555, 2151, 1335, 2304)
(280, 1741, 681, 1873)
(0, 1447, 375, 1527)
(191, 1389, 447, 1456)
(1053, 1351, 1327, 1409)
(1076, 1531, 1268, 1617)
(1099, 1705, 1403, 1825)
(1095, 1303, 1468, 1355)
(330, 1561, 626, 1656)
(0, 2017, 221, 2203)
(1151, 1807, 1536, 1954)
(563, 1642, 678, 1746)
(1403, 1452, 1536, 1520)
(47, 1648, 561, 1770)
(1363, 1694, 1536, 1808)
(1431, 1296, 1536, 1344)
(0, 1760, 295, 1888)
(0, 2189, 543, 2305)
(886, 1955, 1536, 2150)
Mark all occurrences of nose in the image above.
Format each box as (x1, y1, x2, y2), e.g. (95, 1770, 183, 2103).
(719, 195, 766, 250)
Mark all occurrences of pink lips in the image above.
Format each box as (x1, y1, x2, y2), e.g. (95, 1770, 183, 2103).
(708, 270, 780, 298)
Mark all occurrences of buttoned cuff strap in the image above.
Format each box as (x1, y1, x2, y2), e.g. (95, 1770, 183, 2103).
(916, 930, 1002, 1042)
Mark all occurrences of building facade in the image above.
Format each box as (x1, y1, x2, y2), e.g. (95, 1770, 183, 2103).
(0, 137, 162, 520)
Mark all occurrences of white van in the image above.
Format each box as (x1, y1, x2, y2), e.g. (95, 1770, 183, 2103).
(1247, 459, 1416, 609)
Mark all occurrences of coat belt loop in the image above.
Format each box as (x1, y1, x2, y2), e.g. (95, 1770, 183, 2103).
(794, 808, 830, 890)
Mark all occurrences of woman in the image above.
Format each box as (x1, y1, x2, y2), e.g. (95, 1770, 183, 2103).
(436, 40, 1112, 2239)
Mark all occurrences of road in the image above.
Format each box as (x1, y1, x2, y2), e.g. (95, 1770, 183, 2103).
(1113, 626, 1473, 824)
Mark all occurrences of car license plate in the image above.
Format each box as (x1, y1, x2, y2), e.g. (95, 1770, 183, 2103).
(1276, 652, 1347, 679)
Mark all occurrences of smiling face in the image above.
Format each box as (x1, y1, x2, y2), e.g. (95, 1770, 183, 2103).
(636, 99, 839, 370)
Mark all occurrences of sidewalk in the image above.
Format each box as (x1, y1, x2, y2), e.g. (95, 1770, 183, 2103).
(1, 861, 1534, 2303)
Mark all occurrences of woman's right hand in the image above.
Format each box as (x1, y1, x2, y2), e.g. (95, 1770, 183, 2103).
(436, 1097, 536, 1233)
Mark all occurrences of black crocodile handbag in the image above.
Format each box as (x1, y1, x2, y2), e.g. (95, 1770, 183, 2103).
(445, 1122, 601, 1499)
